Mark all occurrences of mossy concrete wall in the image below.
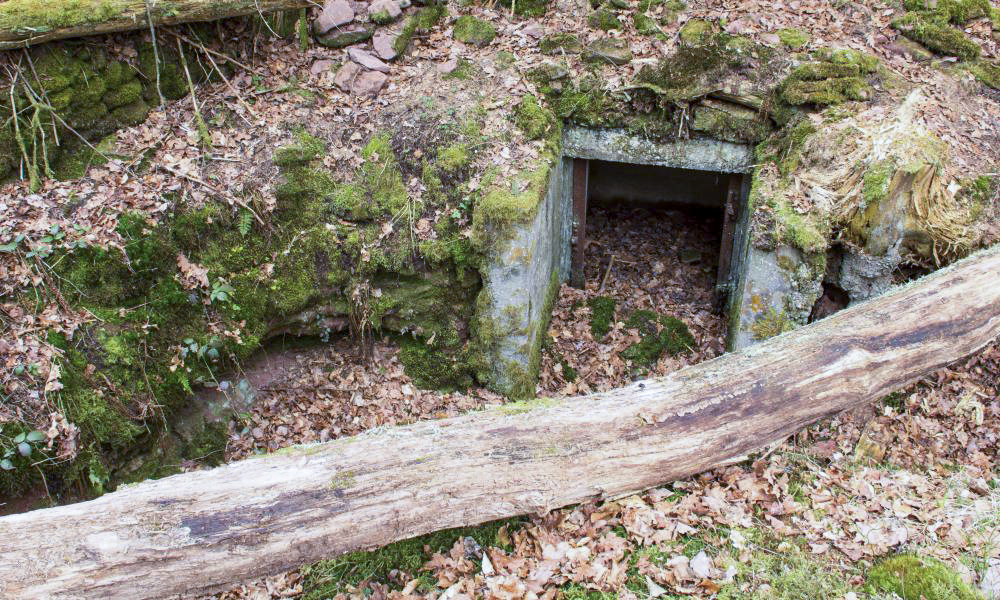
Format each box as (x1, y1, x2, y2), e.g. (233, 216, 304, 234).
(562, 126, 754, 172)
(478, 157, 572, 397)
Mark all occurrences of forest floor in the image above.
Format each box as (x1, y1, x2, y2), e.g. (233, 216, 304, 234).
(204, 205, 1000, 600)
(0, 0, 998, 596)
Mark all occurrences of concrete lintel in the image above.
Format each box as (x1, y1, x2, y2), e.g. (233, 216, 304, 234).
(562, 127, 753, 174)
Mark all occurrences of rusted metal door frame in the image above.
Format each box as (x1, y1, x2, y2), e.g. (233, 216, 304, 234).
(571, 158, 589, 289)
(717, 174, 742, 292)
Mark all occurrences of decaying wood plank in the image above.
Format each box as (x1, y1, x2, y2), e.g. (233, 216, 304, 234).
(0, 0, 311, 50)
(1, 243, 999, 599)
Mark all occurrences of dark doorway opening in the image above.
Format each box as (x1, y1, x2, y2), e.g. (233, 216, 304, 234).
(571, 159, 744, 300)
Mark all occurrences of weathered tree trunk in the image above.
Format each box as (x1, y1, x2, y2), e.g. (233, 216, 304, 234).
(0, 0, 312, 50)
(1, 244, 999, 600)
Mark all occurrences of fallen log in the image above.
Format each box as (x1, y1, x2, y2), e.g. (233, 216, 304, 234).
(0, 0, 311, 50)
(1, 243, 999, 600)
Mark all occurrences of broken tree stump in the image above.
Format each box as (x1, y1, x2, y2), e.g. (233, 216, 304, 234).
(0, 0, 312, 50)
(1, 243, 999, 599)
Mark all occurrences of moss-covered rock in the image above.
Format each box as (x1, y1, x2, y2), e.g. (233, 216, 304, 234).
(394, 4, 448, 55)
(453, 15, 497, 46)
(777, 28, 810, 49)
(779, 49, 877, 106)
(867, 554, 981, 600)
(539, 33, 583, 54)
(589, 7, 622, 31)
(968, 59, 1000, 89)
(893, 12, 981, 60)
(513, 94, 557, 140)
(678, 18, 715, 46)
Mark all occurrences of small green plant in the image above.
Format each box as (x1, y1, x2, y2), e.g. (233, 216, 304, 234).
(181, 335, 223, 361)
(620, 310, 695, 366)
(1, 429, 47, 471)
(209, 279, 236, 304)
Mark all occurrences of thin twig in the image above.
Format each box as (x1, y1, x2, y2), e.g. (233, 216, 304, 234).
(180, 25, 261, 124)
(176, 37, 211, 147)
(157, 162, 265, 226)
(160, 30, 262, 75)
(144, 0, 165, 107)
(598, 255, 615, 294)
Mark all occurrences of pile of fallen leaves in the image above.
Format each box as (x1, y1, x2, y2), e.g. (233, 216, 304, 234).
(539, 205, 727, 397)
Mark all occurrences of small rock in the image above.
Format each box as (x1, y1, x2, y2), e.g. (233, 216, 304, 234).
(314, 0, 355, 35)
(583, 38, 632, 65)
(520, 23, 544, 39)
(533, 60, 568, 81)
(353, 70, 389, 96)
(373, 31, 399, 60)
(886, 37, 934, 62)
(348, 48, 390, 73)
(368, 0, 403, 24)
(438, 56, 459, 74)
(334, 61, 363, 91)
(316, 23, 374, 48)
(310, 59, 338, 75)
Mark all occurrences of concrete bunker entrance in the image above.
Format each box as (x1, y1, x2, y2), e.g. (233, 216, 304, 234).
(571, 159, 743, 307)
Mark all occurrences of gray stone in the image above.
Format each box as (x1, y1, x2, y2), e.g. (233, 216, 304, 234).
(480, 157, 573, 396)
(373, 30, 399, 60)
(368, 0, 403, 24)
(583, 38, 632, 65)
(316, 23, 374, 48)
(533, 60, 568, 81)
(563, 126, 753, 173)
(348, 48, 390, 73)
(314, 0, 355, 35)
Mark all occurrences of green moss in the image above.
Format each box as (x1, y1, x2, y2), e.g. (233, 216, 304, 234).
(691, 105, 771, 143)
(867, 554, 982, 600)
(620, 310, 694, 366)
(587, 296, 616, 338)
(791, 62, 864, 80)
(513, 94, 557, 140)
(301, 518, 523, 598)
(589, 8, 622, 30)
(893, 12, 981, 60)
(453, 15, 497, 46)
(101, 80, 142, 109)
(394, 4, 448, 55)
(436, 143, 470, 173)
(0, 0, 130, 30)
(903, 0, 991, 24)
(633, 13, 662, 36)
(781, 76, 871, 105)
(399, 335, 475, 390)
(862, 161, 894, 207)
(777, 28, 810, 49)
(539, 33, 583, 54)
(471, 158, 554, 250)
(716, 539, 855, 599)
(678, 18, 715, 45)
(273, 128, 327, 167)
(495, 0, 552, 17)
(968, 60, 1000, 89)
(751, 307, 794, 340)
(443, 58, 479, 80)
(818, 47, 880, 72)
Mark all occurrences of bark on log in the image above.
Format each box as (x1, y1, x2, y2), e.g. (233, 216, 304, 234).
(2, 243, 1000, 600)
(0, 0, 312, 50)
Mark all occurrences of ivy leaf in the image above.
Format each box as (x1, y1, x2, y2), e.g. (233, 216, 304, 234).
(17, 442, 31, 457)
(0, 459, 13, 471)
(26, 431, 45, 443)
